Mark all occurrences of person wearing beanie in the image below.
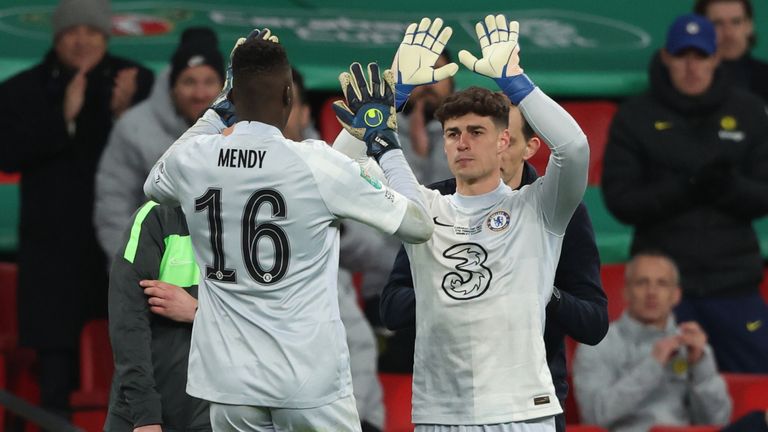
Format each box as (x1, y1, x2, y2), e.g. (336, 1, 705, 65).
(602, 13, 768, 373)
(95, 27, 224, 264)
(0, 0, 154, 420)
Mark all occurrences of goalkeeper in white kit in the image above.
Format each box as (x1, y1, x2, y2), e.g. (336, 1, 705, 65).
(144, 30, 432, 431)
(376, 14, 590, 432)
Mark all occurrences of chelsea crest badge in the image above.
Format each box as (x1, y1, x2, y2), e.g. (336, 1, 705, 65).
(487, 210, 511, 232)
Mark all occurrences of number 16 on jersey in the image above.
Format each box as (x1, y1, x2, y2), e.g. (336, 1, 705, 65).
(194, 187, 291, 285)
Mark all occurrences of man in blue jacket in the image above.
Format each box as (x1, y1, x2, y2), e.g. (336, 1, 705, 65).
(381, 102, 608, 432)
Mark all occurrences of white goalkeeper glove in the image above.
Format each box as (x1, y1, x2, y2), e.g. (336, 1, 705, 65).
(458, 14, 535, 105)
(392, 17, 458, 110)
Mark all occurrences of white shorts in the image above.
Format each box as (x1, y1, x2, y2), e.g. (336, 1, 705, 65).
(415, 416, 555, 432)
(209, 394, 362, 432)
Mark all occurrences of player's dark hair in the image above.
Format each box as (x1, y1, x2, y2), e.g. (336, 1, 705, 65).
(230, 37, 292, 125)
(520, 113, 535, 141)
(694, 0, 756, 48)
(434, 86, 509, 130)
(232, 38, 290, 81)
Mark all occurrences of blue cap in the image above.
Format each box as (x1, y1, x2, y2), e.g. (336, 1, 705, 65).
(665, 14, 716, 56)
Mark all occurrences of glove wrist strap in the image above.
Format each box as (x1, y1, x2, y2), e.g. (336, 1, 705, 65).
(395, 83, 414, 112)
(495, 73, 535, 105)
(366, 130, 401, 163)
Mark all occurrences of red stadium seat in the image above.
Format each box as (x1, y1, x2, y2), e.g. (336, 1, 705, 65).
(649, 426, 719, 432)
(0, 172, 19, 184)
(379, 373, 413, 432)
(722, 373, 768, 421)
(600, 264, 626, 321)
(318, 96, 344, 144)
(528, 101, 618, 185)
(0, 262, 18, 352)
(70, 319, 112, 432)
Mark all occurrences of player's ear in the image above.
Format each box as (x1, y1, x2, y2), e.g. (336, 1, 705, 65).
(523, 136, 541, 161)
(498, 128, 510, 153)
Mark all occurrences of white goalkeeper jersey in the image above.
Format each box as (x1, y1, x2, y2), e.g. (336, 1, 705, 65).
(404, 89, 589, 425)
(144, 111, 408, 408)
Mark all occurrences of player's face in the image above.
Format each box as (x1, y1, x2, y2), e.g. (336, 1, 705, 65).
(443, 113, 509, 185)
(661, 48, 719, 96)
(172, 65, 223, 125)
(706, 1, 753, 60)
(499, 106, 537, 186)
(624, 256, 681, 327)
(54, 25, 107, 72)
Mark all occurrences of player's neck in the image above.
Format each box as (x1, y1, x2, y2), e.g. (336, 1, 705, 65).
(456, 173, 502, 196)
(504, 168, 524, 190)
(236, 107, 286, 132)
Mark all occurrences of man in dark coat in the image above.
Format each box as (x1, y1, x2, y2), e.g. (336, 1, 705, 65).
(602, 14, 768, 372)
(0, 0, 153, 418)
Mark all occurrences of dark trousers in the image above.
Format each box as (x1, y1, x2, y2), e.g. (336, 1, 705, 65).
(675, 292, 768, 373)
(38, 347, 77, 420)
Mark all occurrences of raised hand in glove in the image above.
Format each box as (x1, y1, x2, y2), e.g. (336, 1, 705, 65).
(211, 28, 279, 126)
(392, 17, 458, 110)
(333, 62, 401, 162)
(458, 14, 535, 105)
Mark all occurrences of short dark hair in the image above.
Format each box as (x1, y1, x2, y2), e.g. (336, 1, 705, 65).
(693, 0, 756, 48)
(231, 38, 290, 83)
(434, 86, 509, 130)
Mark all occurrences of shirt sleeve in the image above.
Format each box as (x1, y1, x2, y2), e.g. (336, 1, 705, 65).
(144, 109, 225, 205)
(573, 334, 666, 428)
(550, 203, 609, 345)
(307, 142, 409, 235)
(688, 346, 732, 426)
(518, 88, 589, 235)
(108, 202, 165, 427)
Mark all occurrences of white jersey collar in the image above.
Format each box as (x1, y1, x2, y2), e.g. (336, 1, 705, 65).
(450, 179, 510, 211)
(231, 120, 283, 138)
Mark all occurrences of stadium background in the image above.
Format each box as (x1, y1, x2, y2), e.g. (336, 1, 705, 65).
(1, 0, 767, 263)
(0, 1, 768, 431)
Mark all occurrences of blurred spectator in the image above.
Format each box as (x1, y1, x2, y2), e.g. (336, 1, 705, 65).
(0, 0, 153, 418)
(95, 27, 224, 261)
(381, 104, 609, 432)
(694, 0, 768, 101)
(283, 68, 320, 141)
(601, 13, 768, 372)
(574, 251, 732, 432)
(397, 50, 455, 185)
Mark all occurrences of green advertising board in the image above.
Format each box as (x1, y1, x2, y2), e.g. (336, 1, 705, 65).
(1, 0, 766, 97)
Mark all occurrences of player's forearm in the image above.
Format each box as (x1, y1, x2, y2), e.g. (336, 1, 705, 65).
(379, 150, 433, 243)
(520, 88, 589, 233)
